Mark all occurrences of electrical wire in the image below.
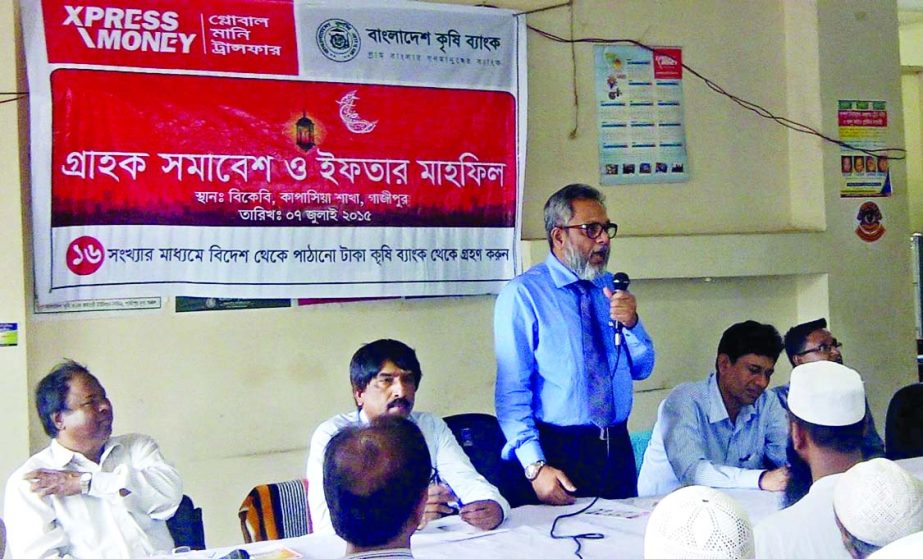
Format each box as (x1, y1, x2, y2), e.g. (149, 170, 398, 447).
(1, 92, 28, 105)
(549, 496, 604, 559)
(524, 25, 906, 160)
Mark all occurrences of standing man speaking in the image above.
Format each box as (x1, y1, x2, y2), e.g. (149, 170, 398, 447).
(494, 184, 655, 504)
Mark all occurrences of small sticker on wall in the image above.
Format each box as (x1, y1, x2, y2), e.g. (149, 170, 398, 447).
(0, 323, 18, 346)
(856, 201, 885, 242)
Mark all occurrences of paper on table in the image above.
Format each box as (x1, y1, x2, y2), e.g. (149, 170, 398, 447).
(414, 514, 510, 542)
(583, 497, 660, 520)
(251, 546, 303, 559)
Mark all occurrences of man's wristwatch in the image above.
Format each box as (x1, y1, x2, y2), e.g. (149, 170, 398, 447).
(524, 460, 546, 481)
(79, 472, 92, 495)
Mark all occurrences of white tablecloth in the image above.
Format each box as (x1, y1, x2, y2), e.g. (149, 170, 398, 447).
(188, 456, 923, 559)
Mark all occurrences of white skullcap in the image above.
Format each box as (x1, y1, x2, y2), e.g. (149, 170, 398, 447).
(788, 361, 865, 426)
(867, 531, 923, 558)
(644, 485, 754, 559)
(834, 458, 923, 547)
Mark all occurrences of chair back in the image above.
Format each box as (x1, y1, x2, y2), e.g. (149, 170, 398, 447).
(238, 479, 311, 543)
(886, 383, 923, 460)
(629, 430, 653, 476)
(1, 516, 6, 559)
(443, 412, 537, 508)
(166, 495, 206, 550)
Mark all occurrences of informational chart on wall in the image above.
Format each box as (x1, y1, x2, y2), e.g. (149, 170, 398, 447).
(594, 45, 688, 186)
(838, 100, 892, 198)
(22, 0, 526, 305)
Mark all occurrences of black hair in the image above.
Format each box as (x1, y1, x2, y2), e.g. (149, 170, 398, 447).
(783, 318, 828, 365)
(35, 359, 93, 438)
(349, 339, 422, 392)
(790, 413, 866, 454)
(323, 415, 431, 547)
(716, 320, 784, 368)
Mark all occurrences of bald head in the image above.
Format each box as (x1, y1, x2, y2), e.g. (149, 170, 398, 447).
(323, 416, 431, 548)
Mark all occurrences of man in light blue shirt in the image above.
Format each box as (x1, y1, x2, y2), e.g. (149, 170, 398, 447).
(494, 183, 655, 505)
(637, 320, 789, 496)
(775, 318, 884, 459)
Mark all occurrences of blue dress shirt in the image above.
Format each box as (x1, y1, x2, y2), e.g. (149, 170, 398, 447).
(494, 254, 656, 467)
(636, 372, 789, 496)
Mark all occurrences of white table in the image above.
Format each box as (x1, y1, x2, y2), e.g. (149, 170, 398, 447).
(187, 457, 923, 559)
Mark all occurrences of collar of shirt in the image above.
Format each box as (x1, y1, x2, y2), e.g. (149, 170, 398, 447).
(48, 437, 123, 469)
(706, 372, 758, 426)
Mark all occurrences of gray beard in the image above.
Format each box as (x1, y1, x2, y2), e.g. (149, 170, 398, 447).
(563, 242, 609, 281)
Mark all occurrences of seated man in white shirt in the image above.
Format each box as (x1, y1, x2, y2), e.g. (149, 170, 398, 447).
(324, 415, 431, 559)
(307, 339, 509, 534)
(637, 320, 789, 496)
(754, 361, 868, 559)
(3, 360, 183, 559)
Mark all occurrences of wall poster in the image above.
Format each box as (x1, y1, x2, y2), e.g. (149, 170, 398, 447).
(839, 100, 892, 198)
(595, 45, 688, 186)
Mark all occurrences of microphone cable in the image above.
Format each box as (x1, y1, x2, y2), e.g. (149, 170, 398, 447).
(549, 496, 604, 559)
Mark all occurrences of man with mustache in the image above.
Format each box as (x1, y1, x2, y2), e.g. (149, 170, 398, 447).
(754, 361, 868, 559)
(494, 183, 655, 504)
(636, 321, 789, 496)
(775, 318, 884, 458)
(4, 360, 183, 558)
(307, 339, 508, 534)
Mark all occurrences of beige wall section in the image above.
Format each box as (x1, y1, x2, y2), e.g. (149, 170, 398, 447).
(0, 0, 31, 514)
(523, 1, 793, 238)
(903, 72, 923, 232)
(7, 0, 919, 548)
(900, 16, 923, 231)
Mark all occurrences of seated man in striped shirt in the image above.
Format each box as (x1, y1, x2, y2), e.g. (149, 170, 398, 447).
(637, 321, 789, 496)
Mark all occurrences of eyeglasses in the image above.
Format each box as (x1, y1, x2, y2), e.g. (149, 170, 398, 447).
(558, 222, 618, 240)
(795, 340, 843, 356)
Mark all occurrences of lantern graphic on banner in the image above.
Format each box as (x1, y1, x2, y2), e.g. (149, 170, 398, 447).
(295, 112, 316, 151)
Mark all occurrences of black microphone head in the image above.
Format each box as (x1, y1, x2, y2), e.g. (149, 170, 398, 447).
(612, 272, 631, 291)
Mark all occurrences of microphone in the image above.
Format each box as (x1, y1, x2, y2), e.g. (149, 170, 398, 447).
(611, 272, 631, 347)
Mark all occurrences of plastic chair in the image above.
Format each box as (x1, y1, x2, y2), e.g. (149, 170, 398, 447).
(166, 494, 206, 550)
(443, 412, 537, 508)
(1, 516, 6, 559)
(629, 430, 653, 476)
(238, 479, 311, 543)
(885, 383, 923, 460)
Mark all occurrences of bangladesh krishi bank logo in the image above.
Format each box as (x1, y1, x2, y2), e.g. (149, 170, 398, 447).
(316, 19, 360, 62)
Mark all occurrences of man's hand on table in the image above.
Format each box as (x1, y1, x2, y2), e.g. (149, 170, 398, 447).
(420, 483, 457, 527)
(758, 466, 789, 491)
(460, 499, 503, 530)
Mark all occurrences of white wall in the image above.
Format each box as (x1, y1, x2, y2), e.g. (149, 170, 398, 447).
(4, 0, 918, 547)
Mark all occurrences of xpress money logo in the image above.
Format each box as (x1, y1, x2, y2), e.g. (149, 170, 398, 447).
(316, 18, 360, 62)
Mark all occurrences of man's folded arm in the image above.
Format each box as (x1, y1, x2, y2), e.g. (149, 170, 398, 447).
(92, 434, 182, 519)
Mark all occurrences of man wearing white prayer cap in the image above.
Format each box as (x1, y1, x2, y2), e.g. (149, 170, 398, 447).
(866, 531, 923, 558)
(833, 458, 923, 558)
(754, 361, 868, 559)
(645, 485, 755, 559)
